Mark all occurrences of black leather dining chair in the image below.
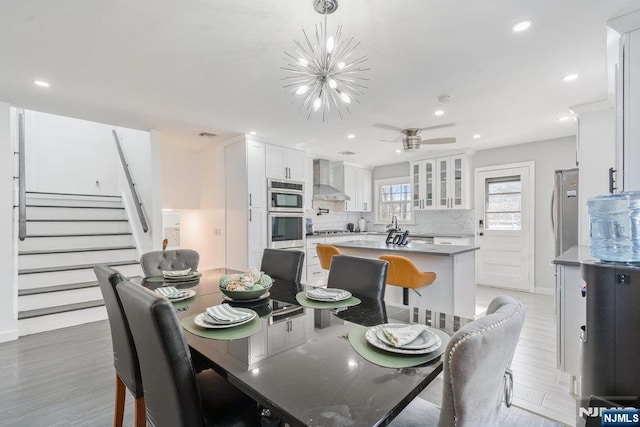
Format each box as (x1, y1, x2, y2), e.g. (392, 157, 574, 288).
(327, 255, 389, 300)
(140, 249, 200, 277)
(260, 248, 305, 285)
(93, 265, 145, 427)
(116, 281, 260, 427)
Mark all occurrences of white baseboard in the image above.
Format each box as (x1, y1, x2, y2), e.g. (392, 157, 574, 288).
(0, 328, 19, 343)
(534, 287, 555, 296)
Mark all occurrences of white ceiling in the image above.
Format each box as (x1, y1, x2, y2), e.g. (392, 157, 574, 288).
(0, 0, 633, 166)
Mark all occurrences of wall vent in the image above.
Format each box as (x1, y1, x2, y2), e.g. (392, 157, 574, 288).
(338, 150, 356, 156)
(198, 131, 217, 137)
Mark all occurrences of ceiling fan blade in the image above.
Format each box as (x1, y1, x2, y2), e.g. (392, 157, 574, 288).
(422, 137, 456, 145)
(373, 123, 405, 132)
(379, 139, 397, 143)
(420, 123, 456, 132)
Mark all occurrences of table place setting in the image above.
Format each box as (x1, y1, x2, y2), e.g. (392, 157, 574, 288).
(145, 268, 203, 283)
(155, 286, 195, 302)
(180, 303, 261, 340)
(348, 323, 450, 368)
(295, 287, 361, 309)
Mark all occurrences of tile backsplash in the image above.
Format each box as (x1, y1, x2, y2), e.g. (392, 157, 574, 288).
(306, 202, 475, 235)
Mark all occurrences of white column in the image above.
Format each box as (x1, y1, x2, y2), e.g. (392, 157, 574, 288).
(149, 130, 164, 251)
(0, 103, 17, 342)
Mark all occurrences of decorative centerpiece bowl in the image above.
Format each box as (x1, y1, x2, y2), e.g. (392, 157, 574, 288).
(219, 268, 273, 300)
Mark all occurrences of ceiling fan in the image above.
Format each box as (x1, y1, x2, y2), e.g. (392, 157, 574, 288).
(374, 123, 456, 151)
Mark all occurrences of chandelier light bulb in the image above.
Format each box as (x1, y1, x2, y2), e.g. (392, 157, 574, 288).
(328, 79, 337, 89)
(298, 58, 309, 67)
(326, 36, 335, 53)
(340, 92, 351, 104)
(313, 97, 322, 111)
(337, 61, 346, 70)
(296, 85, 309, 95)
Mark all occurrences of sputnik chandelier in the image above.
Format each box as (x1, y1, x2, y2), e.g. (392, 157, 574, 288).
(282, 0, 369, 122)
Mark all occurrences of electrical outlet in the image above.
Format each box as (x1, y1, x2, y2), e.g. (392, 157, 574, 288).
(95, 179, 100, 188)
(214, 228, 221, 236)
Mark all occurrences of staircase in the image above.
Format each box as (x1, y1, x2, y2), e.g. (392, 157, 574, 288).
(17, 192, 144, 336)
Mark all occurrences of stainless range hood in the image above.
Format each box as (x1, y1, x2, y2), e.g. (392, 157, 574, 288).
(313, 159, 350, 201)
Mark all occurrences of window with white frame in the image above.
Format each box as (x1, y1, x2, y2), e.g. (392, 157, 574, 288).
(375, 177, 412, 224)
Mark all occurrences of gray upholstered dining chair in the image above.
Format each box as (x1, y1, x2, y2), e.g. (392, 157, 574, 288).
(326, 255, 389, 300)
(389, 295, 526, 427)
(140, 249, 199, 277)
(116, 281, 260, 427)
(93, 265, 145, 427)
(260, 248, 305, 285)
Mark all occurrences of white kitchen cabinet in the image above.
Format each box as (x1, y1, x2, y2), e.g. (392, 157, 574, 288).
(266, 145, 304, 182)
(333, 163, 373, 212)
(433, 236, 474, 246)
(303, 156, 314, 211)
(225, 137, 267, 271)
(267, 314, 307, 356)
(411, 154, 470, 210)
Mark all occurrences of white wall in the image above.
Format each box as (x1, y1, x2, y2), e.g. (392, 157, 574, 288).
(25, 111, 119, 195)
(0, 103, 16, 342)
(156, 133, 227, 269)
(472, 136, 577, 292)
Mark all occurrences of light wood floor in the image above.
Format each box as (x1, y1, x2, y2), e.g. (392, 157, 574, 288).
(0, 286, 575, 426)
(475, 285, 577, 426)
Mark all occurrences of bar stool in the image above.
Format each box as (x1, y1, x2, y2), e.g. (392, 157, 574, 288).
(379, 255, 436, 305)
(316, 244, 342, 271)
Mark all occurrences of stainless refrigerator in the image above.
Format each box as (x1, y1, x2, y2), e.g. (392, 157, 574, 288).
(552, 168, 579, 257)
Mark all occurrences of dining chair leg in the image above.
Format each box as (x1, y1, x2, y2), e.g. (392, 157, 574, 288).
(134, 396, 146, 427)
(114, 374, 126, 427)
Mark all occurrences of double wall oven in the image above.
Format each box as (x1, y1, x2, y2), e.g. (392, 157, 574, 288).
(267, 179, 305, 249)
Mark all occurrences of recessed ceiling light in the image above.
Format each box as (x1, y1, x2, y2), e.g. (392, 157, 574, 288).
(34, 80, 50, 88)
(472, 134, 482, 139)
(347, 134, 355, 139)
(511, 20, 532, 33)
(249, 131, 257, 135)
(395, 149, 402, 154)
(434, 110, 444, 116)
(557, 116, 570, 122)
(563, 73, 579, 82)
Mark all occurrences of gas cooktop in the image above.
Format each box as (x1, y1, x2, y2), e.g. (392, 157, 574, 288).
(312, 229, 350, 235)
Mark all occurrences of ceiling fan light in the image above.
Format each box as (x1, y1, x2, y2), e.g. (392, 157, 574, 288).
(403, 136, 421, 151)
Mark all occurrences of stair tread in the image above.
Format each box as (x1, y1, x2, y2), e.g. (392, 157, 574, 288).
(25, 232, 133, 238)
(26, 204, 124, 209)
(19, 246, 136, 255)
(18, 276, 144, 296)
(27, 219, 129, 222)
(26, 191, 121, 198)
(18, 300, 105, 319)
(19, 260, 140, 275)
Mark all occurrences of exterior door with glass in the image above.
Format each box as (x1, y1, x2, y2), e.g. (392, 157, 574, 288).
(475, 163, 534, 291)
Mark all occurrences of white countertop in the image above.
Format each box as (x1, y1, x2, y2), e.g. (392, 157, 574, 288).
(331, 240, 480, 256)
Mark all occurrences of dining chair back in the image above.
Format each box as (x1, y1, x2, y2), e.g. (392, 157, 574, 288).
(93, 265, 145, 427)
(260, 248, 305, 284)
(116, 281, 260, 427)
(327, 255, 388, 300)
(316, 244, 342, 270)
(140, 249, 199, 277)
(389, 295, 526, 427)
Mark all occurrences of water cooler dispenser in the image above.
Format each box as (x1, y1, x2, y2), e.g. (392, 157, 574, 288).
(581, 262, 640, 418)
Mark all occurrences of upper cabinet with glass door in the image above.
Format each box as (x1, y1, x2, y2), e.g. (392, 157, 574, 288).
(411, 154, 470, 210)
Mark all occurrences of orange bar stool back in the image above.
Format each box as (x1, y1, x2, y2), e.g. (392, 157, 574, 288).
(316, 244, 342, 270)
(379, 255, 436, 305)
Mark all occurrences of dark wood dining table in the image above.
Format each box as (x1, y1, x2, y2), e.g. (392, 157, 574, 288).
(136, 268, 471, 427)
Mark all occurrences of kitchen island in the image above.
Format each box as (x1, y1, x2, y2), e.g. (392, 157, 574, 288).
(332, 240, 479, 319)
